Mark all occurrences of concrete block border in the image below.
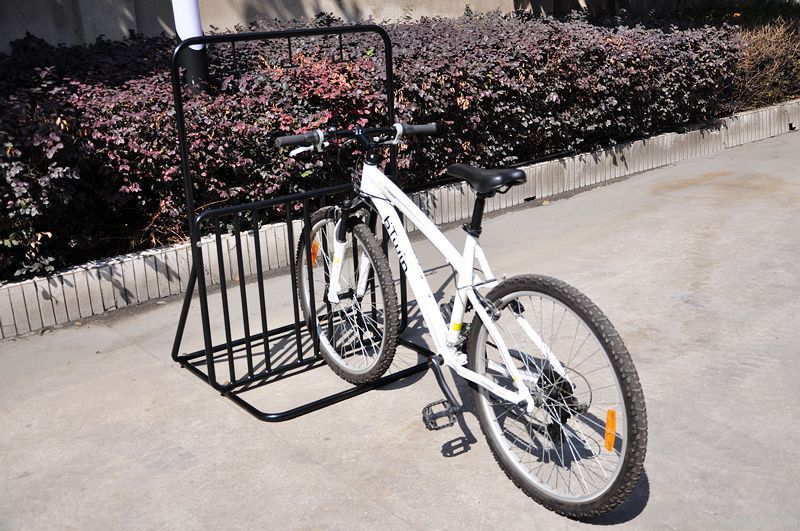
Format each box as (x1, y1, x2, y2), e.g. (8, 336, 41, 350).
(1, 99, 798, 339)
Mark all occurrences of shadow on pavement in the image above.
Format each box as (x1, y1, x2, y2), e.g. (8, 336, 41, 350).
(441, 368, 479, 458)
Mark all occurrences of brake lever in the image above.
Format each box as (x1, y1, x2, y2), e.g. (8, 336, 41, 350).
(387, 123, 403, 145)
(289, 145, 315, 157)
(289, 131, 328, 157)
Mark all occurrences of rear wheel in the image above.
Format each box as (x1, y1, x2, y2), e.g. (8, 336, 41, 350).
(467, 275, 647, 518)
(296, 207, 399, 385)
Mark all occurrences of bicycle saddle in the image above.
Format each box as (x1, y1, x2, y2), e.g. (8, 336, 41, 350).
(446, 164, 526, 196)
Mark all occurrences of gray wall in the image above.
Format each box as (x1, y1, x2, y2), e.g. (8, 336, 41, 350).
(1, 0, 784, 53)
(1, 0, 511, 52)
(2, 1, 176, 52)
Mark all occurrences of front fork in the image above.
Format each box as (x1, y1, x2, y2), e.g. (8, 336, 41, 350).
(327, 201, 370, 304)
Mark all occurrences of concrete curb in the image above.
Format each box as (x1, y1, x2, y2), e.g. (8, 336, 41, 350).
(1, 99, 798, 339)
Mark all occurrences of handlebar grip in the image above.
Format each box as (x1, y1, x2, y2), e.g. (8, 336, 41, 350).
(402, 123, 438, 136)
(275, 131, 319, 148)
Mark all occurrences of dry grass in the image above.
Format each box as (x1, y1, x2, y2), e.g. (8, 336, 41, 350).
(735, 18, 800, 110)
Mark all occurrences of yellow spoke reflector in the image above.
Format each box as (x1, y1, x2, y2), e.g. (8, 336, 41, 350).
(310, 240, 320, 266)
(604, 409, 617, 451)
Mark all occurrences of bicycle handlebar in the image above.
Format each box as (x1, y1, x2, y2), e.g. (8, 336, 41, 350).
(274, 130, 322, 148)
(402, 123, 438, 136)
(274, 123, 438, 149)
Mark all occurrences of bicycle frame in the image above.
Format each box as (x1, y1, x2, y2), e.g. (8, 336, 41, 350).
(327, 162, 539, 408)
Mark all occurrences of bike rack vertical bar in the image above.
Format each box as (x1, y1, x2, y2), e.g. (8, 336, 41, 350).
(302, 199, 322, 357)
(369, 266, 378, 324)
(380, 30, 395, 125)
(231, 41, 239, 78)
(251, 210, 271, 371)
(171, 263, 197, 362)
(318, 196, 334, 345)
(399, 262, 409, 331)
(378, 25, 409, 333)
(171, 44, 217, 386)
(233, 213, 254, 376)
(286, 37, 294, 67)
(214, 218, 236, 382)
(285, 207, 305, 360)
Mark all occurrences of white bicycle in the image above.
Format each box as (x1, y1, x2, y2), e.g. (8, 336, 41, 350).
(277, 123, 647, 518)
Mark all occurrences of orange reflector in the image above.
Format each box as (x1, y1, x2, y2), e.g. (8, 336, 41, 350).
(310, 240, 320, 266)
(604, 409, 617, 451)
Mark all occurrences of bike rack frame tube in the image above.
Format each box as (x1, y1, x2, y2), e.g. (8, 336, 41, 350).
(170, 26, 430, 422)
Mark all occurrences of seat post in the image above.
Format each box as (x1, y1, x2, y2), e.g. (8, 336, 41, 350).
(464, 195, 487, 238)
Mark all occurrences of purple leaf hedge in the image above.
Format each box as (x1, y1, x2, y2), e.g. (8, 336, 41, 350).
(0, 13, 740, 280)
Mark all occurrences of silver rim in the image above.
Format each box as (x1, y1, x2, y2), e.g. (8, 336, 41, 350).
(298, 216, 387, 375)
(474, 291, 628, 503)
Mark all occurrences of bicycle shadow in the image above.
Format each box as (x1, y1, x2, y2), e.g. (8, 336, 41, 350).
(389, 263, 484, 456)
(440, 371, 480, 458)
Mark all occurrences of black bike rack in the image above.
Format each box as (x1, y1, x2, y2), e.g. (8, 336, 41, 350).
(170, 25, 435, 422)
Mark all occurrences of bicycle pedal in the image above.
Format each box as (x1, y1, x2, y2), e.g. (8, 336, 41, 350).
(422, 399, 457, 431)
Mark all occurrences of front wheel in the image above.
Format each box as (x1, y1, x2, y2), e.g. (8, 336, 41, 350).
(295, 207, 399, 385)
(467, 275, 647, 518)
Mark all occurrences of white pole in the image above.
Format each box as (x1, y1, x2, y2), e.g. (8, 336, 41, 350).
(171, 0, 205, 50)
(170, 0, 209, 90)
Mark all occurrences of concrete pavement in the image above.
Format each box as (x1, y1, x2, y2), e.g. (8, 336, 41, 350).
(1, 132, 799, 529)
